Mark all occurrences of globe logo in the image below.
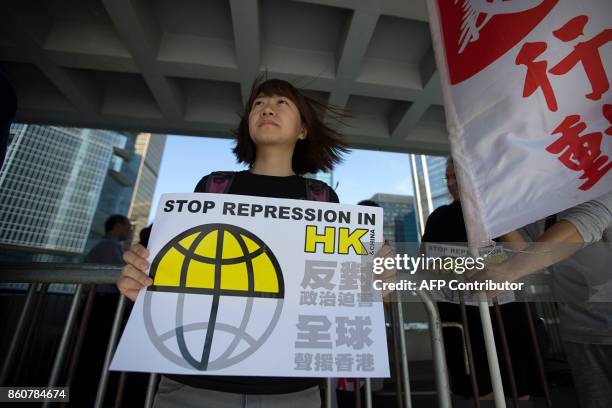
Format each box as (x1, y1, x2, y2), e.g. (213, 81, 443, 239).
(142, 223, 284, 370)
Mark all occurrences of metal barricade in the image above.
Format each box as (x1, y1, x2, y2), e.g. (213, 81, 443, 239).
(0, 263, 552, 407)
(0, 263, 124, 406)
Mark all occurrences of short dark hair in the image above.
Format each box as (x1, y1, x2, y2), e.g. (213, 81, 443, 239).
(105, 214, 129, 233)
(232, 77, 349, 175)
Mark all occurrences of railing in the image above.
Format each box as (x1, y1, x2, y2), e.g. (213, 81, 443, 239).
(0, 263, 553, 407)
(0, 264, 125, 408)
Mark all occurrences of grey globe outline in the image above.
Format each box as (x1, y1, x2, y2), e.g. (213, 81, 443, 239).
(143, 291, 284, 370)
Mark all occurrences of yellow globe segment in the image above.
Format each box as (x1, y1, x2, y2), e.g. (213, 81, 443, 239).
(241, 234, 260, 253)
(151, 225, 282, 296)
(179, 232, 199, 250)
(194, 230, 218, 258)
(186, 260, 215, 288)
(252, 253, 279, 293)
(154, 247, 184, 287)
(220, 263, 249, 291)
(221, 231, 242, 259)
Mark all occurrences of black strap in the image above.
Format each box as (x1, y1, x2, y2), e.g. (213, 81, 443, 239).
(205, 171, 235, 194)
(305, 178, 330, 202)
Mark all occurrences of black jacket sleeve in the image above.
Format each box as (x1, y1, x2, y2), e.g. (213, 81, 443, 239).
(421, 208, 441, 242)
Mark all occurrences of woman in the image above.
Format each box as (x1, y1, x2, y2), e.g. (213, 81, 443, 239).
(117, 78, 366, 407)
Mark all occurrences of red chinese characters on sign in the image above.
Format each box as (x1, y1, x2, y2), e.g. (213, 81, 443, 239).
(546, 104, 612, 190)
(516, 41, 558, 111)
(516, 15, 611, 110)
(516, 15, 611, 189)
(549, 16, 612, 101)
(437, 0, 558, 85)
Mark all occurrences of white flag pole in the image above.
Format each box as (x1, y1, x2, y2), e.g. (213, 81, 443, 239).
(424, 1, 506, 406)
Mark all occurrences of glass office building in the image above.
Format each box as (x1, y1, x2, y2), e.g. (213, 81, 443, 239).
(369, 193, 418, 245)
(0, 125, 114, 257)
(0, 124, 139, 261)
(128, 133, 167, 241)
(84, 132, 140, 252)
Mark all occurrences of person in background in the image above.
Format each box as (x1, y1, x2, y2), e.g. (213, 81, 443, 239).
(421, 158, 541, 400)
(472, 191, 612, 407)
(85, 214, 133, 265)
(357, 199, 378, 207)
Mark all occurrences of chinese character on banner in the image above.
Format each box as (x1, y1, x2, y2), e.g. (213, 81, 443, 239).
(427, 0, 611, 242)
(546, 105, 612, 190)
(549, 17, 611, 101)
(516, 41, 558, 112)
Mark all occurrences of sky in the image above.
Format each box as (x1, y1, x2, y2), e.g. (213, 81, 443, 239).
(149, 135, 414, 222)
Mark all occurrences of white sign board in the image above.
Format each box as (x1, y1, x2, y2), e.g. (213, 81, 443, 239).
(111, 193, 390, 378)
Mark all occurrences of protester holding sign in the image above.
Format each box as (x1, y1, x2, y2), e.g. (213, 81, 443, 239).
(422, 158, 541, 400)
(469, 191, 612, 407)
(116, 78, 393, 407)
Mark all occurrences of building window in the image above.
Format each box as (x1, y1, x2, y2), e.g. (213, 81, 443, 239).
(110, 155, 123, 172)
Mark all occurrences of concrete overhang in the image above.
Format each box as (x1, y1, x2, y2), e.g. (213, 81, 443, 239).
(0, 0, 449, 155)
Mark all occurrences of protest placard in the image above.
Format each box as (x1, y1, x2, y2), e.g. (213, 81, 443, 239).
(110, 193, 389, 378)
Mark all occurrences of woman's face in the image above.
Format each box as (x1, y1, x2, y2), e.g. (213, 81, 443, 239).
(248, 93, 306, 148)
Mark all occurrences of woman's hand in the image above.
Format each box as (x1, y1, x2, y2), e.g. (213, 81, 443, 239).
(117, 244, 153, 301)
